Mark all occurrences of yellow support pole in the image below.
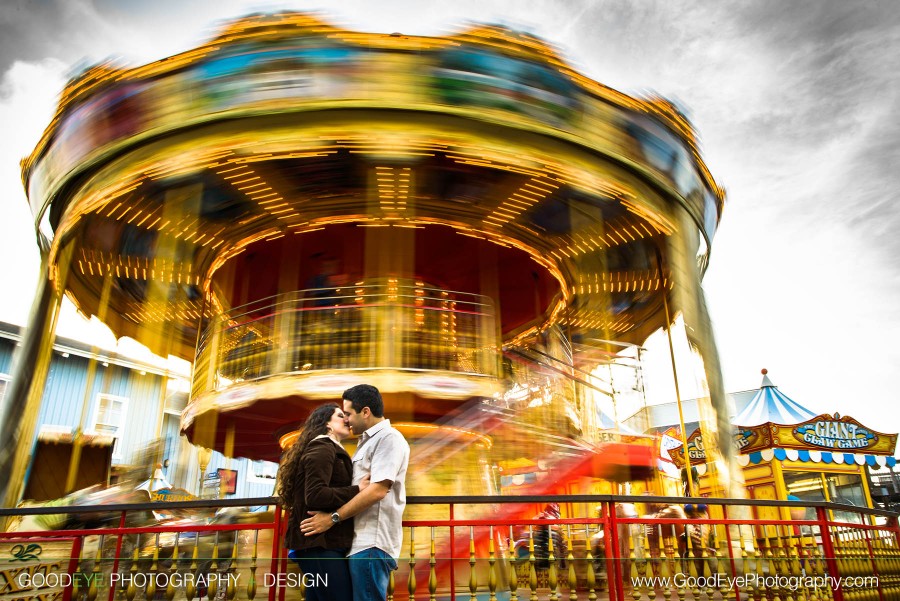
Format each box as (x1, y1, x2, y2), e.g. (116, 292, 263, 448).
(1, 244, 73, 508)
(661, 290, 694, 497)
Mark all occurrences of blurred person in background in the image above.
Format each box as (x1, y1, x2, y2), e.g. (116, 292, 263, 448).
(645, 500, 689, 568)
(532, 502, 568, 569)
(589, 502, 639, 589)
(683, 503, 715, 575)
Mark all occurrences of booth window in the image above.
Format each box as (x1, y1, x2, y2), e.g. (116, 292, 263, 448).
(785, 470, 867, 524)
(784, 471, 826, 507)
(826, 473, 866, 524)
(248, 459, 278, 483)
(91, 393, 128, 459)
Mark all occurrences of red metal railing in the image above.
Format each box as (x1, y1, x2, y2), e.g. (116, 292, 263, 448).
(2, 495, 898, 600)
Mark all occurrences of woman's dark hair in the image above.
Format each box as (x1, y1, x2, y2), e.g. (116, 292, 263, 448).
(276, 403, 340, 509)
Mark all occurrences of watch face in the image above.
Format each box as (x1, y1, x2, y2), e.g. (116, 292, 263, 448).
(331, 513, 340, 523)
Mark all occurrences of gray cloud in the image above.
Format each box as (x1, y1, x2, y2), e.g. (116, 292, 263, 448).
(0, 0, 104, 80)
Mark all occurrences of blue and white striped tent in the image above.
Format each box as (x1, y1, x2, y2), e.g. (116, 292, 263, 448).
(733, 371, 817, 427)
(732, 370, 897, 468)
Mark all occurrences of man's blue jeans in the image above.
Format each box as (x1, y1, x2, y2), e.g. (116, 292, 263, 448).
(348, 547, 397, 601)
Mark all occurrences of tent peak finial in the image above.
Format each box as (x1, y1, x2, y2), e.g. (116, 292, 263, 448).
(760, 369, 775, 388)
(733, 370, 816, 426)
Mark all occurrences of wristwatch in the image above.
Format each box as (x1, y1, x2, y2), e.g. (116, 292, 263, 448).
(330, 512, 341, 524)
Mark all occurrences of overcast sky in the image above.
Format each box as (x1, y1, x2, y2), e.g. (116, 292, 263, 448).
(1, 0, 899, 434)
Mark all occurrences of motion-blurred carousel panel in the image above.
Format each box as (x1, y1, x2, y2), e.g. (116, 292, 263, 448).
(17, 13, 733, 500)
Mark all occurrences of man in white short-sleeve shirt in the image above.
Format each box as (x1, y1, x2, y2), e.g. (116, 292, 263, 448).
(300, 384, 410, 601)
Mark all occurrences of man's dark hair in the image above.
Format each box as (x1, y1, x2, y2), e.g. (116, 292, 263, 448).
(343, 384, 384, 417)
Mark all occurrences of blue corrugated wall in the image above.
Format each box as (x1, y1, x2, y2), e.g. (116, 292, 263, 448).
(1, 335, 279, 500)
(0, 338, 15, 375)
(34, 352, 167, 464)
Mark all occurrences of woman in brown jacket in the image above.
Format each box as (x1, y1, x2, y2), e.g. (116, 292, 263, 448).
(278, 403, 369, 600)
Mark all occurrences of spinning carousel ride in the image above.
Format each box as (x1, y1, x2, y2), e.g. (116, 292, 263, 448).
(11, 12, 731, 503)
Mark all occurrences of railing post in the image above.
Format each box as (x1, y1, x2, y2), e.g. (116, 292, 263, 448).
(816, 506, 844, 601)
(527, 525, 538, 600)
(468, 526, 477, 600)
(88, 533, 104, 601)
(492, 525, 501, 601)
(107, 510, 128, 601)
(430, 526, 439, 601)
(185, 535, 197, 601)
(584, 522, 597, 601)
(861, 524, 885, 601)
(166, 532, 179, 601)
(509, 525, 520, 601)
(269, 505, 283, 601)
(449, 502, 456, 601)
(249, 530, 259, 600)
(409, 526, 417, 600)
(62, 535, 84, 601)
(566, 524, 576, 601)
(722, 505, 740, 601)
(606, 500, 623, 601)
(278, 525, 289, 601)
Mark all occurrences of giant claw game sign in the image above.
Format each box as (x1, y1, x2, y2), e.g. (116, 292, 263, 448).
(663, 428, 707, 468)
(734, 413, 897, 455)
(661, 425, 775, 467)
(788, 414, 895, 453)
(793, 414, 876, 450)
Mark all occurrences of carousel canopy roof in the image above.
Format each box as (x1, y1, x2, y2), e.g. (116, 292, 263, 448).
(732, 369, 817, 426)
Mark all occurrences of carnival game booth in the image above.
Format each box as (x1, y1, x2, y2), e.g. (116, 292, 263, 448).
(734, 372, 898, 525)
(644, 370, 900, 598)
(658, 370, 898, 528)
